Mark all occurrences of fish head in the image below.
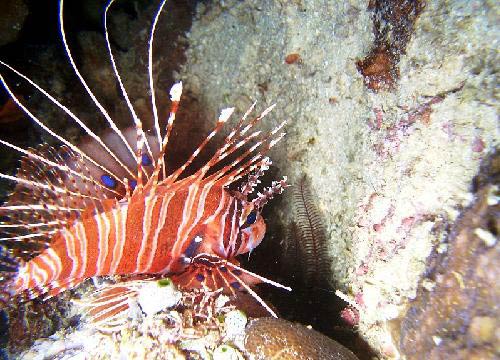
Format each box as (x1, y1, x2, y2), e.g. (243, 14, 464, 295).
(236, 199, 266, 255)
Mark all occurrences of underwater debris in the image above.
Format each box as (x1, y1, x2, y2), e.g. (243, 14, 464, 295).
(397, 151, 500, 359)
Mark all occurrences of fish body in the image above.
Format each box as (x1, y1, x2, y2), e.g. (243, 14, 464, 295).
(13, 178, 266, 296)
(0, 0, 289, 322)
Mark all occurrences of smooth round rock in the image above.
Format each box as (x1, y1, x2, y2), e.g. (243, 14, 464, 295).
(244, 318, 359, 360)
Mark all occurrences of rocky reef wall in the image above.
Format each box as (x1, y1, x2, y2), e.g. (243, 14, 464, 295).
(178, 0, 498, 357)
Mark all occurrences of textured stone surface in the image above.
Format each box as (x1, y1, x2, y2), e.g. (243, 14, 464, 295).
(397, 152, 499, 359)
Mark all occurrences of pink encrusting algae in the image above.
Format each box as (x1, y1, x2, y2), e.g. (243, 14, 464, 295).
(0, 0, 290, 329)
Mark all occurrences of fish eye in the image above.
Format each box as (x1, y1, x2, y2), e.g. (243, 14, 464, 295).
(246, 211, 257, 225)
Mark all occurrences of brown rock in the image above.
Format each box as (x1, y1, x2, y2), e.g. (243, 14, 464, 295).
(396, 152, 500, 359)
(244, 317, 359, 360)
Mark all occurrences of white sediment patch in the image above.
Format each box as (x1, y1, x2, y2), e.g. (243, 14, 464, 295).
(137, 279, 182, 317)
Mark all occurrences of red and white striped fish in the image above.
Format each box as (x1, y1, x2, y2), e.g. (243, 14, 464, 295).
(0, 0, 289, 325)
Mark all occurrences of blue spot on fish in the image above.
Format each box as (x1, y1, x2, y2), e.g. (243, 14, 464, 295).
(184, 236, 202, 259)
(101, 174, 117, 189)
(129, 180, 137, 190)
(195, 273, 205, 282)
(230, 281, 240, 289)
(141, 153, 152, 166)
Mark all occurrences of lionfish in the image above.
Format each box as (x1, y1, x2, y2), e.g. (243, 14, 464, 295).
(0, 0, 289, 328)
